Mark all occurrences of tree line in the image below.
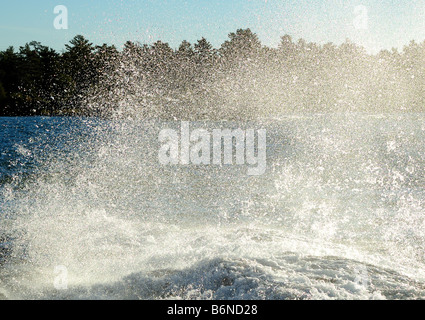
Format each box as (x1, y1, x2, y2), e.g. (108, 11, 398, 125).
(1, 29, 424, 119)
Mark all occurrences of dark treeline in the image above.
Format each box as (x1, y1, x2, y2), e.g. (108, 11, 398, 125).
(1, 29, 425, 119)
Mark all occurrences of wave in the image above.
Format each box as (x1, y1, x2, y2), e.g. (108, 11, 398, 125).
(2, 255, 424, 300)
(1, 116, 425, 300)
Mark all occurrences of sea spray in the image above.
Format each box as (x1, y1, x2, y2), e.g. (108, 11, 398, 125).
(1, 115, 425, 299)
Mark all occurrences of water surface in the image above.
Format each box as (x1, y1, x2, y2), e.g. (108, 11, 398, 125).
(0, 115, 424, 300)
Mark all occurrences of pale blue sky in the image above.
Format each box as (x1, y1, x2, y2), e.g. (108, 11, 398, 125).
(1, 0, 425, 53)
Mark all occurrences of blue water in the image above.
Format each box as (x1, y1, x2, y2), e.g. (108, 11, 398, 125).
(1, 115, 425, 300)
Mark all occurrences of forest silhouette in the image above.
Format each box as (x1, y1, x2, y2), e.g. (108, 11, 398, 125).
(1, 28, 424, 119)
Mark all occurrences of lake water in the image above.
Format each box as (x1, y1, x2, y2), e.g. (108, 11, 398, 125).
(1, 115, 424, 300)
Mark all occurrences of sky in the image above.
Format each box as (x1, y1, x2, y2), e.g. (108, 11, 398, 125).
(1, 0, 425, 54)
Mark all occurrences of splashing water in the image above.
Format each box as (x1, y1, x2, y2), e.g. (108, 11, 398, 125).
(0, 113, 424, 300)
